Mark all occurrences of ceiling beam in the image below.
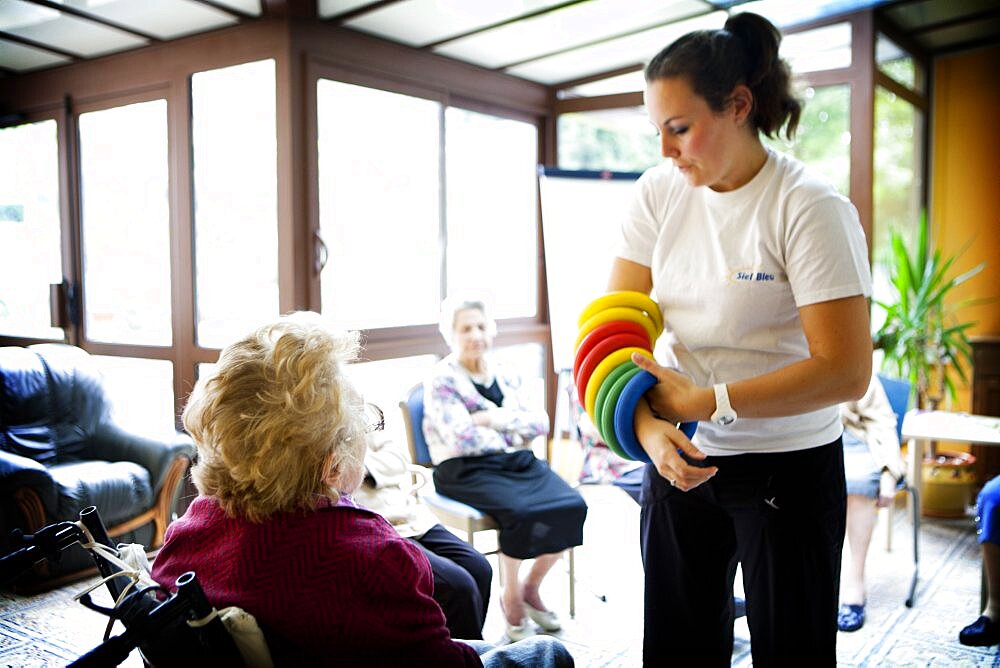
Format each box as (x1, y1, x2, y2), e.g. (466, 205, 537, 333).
(933, 33, 1000, 57)
(260, 0, 314, 18)
(908, 7, 1000, 36)
(21, 0, 161, 43)
(554, 91, 643, 114)
(0, 29, 81, 60)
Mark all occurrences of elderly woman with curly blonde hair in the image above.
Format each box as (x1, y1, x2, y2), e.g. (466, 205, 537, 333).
(151, 312, 572, 667)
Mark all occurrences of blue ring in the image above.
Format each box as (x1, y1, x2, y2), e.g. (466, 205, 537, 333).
(614, 371, 656, 463)
(613, 370, 699, 463)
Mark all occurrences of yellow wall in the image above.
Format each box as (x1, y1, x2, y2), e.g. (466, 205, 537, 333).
(930, 44, 1000, 412)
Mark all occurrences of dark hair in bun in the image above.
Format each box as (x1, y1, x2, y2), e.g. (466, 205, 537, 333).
(644, 12, 801, 140)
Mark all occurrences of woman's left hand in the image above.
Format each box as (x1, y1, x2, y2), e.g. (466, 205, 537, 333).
(631, 353, 709, 423)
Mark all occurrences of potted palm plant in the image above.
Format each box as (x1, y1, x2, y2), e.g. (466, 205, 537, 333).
(873, 215, 986, 517)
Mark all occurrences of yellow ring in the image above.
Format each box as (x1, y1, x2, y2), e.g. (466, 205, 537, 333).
(575, 307, 660, 351)
(584, 346, 651, 420)
(578, 290, 663, 335)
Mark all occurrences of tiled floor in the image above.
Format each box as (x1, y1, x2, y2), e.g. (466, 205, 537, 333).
(2, 478, 999, 666)
(471, 481, 998, 666)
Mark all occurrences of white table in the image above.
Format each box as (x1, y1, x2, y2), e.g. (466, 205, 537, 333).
(902, 410, 1000, 502)
(901, 409, 1000, 607)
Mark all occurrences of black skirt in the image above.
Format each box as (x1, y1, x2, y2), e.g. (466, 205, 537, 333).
(433, 449, 588, 559)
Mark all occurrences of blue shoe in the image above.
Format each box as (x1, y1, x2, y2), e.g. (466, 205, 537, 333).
(959, 615, 1000, 646)
(838, 603, 865, 632)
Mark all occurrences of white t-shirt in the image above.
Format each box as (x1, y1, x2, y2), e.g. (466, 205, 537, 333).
(617, 148, 872, 455)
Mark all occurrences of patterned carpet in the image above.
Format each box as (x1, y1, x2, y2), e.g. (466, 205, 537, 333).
(1, 485, 998, 666)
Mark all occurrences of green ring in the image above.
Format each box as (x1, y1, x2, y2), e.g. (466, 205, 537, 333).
(600, 365, 642, 460)
(593, 361, 635, 443)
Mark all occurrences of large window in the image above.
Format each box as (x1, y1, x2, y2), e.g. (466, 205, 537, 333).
(191, 59, 279, 349)
(91, 354, 176, 436)
(766, 85, 851, 196)
(871, 32, 925, 324)
(79, 100, 172, 346)
(0, 119, 62, 339)
(317, 78, 540, 329)
(557, 107, 659, 172)
(317, 80, 442, 330)
(445, 107, 539, 319)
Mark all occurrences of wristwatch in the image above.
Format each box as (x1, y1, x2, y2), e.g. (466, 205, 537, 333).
(711, 383, 737, 426)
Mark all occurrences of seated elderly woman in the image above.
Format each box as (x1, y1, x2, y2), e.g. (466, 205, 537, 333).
(424, 297, 589, 641)
(151, 312, 572, 667)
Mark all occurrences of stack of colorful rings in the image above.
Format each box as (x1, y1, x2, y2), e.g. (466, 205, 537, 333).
(572, 291, 697, 463)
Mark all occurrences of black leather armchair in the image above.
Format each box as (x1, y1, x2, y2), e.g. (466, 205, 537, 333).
(0, 343, 195, 582)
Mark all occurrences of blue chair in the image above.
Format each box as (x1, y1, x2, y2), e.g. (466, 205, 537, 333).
(877, 373, 920, 608)
(399, 383, 576, 618)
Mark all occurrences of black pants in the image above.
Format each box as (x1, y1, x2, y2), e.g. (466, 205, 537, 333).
(412, 524, 493, 640)
(640, 438, 846, 667)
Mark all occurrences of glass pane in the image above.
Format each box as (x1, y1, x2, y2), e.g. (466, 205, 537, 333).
(343, 0, 568, 48)
(740, 0, 877, 30)
(877, 33, 919, 92)
(872, 86, 923, 323)
(0, 0, 148, 57)
(345, 354, 439, 448)
(765, 84, 850, 196)
(445, 108, 538, 319)
(0, 119, 63, 339)
(0, 37, 71, 72)
(557, 107, 659, 172)
(91, 355, 176, 436)
(780, 22, 851, 74)
(505, 11, 726, 85)
(69, 0, 238, 40)
(433, 0, 706, 69)
(79, 99, 172, 345)
(191, 59, 278, 349)
(317, 80, 441, 330)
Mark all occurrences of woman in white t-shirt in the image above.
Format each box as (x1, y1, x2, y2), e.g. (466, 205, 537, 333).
(607, 12, 873, 667)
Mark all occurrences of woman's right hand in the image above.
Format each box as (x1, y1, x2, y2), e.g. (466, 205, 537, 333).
(634, 400, 717, 491)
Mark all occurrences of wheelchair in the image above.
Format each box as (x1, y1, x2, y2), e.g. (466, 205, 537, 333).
(0, 505, 248, 667)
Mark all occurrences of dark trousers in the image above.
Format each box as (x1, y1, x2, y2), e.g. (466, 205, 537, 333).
(640, 438, 846, 667)
(413, 524, 493, 640)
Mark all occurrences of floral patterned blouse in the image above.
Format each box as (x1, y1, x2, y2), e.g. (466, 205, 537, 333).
(422, 354, 549, 465)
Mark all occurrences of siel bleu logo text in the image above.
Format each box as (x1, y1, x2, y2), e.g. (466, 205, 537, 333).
(733, 270, 775, 282)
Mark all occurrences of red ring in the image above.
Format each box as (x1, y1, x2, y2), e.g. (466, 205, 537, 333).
(574, 332, 653, 406)
(573, 321, 652, 382)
